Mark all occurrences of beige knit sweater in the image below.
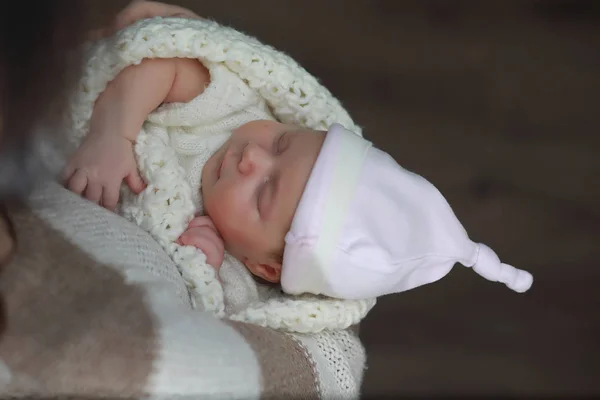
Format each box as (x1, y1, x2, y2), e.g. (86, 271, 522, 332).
(0, 182, 366, 399)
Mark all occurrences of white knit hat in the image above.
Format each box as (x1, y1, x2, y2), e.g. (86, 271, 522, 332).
(281, 124, 533, 300)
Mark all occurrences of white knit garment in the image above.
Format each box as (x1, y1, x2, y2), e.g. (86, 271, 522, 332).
(147, 61, 274, 212)
(68, 17, 376, 333)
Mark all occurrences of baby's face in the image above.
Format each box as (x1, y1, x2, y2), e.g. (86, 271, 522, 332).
(201, 120, 325, 282)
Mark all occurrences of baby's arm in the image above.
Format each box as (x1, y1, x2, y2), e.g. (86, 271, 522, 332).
(63, 58, 210, 209)
(93, 57, 211, 143)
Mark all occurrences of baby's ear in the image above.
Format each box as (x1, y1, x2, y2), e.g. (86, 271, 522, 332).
(244, 258, 282, 283)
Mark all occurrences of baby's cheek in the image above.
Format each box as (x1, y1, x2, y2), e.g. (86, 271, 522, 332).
(213, 222, 254, 262)
(206, 195, 241, 240)
(215, 216, 263, 262)
(216, 215, 252, 247)
(206, 184, 265, 258)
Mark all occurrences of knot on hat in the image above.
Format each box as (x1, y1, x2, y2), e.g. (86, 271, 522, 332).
(471, 243, 533, 293)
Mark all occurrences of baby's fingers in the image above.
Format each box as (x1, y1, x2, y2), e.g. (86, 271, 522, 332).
(178, 228, 217, 249)
(188, 216, 217, 231)
(178, 229, 224, 268)
(84, 182, 103, 205)
(125, 170, 146, 194)
(202, 236, 225, 269)
(66, 169, 88, 195)
(206, 249, 225, 270)
(102, 182, 121, 212)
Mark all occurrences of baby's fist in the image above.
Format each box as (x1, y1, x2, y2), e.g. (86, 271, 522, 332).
(177, 215, 225, 270)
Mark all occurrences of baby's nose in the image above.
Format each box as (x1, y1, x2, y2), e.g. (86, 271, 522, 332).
(238, 142, 272, 175)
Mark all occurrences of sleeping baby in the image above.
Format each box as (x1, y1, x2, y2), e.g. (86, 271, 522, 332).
(64, 10, 533, 305)
(64, 55, 321, 284)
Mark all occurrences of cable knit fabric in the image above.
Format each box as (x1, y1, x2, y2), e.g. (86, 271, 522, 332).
(68, 17, 376, 333)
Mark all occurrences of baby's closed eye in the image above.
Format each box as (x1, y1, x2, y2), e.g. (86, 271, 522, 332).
(274, 132, 291, 154)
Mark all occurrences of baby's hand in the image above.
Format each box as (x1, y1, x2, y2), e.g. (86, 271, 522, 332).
(62, 132, 146, 211)
(177, 215, 225, 270)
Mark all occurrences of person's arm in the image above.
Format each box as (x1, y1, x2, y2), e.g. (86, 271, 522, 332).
(89, 0, 203, 40)
(0, 191, 322, 399)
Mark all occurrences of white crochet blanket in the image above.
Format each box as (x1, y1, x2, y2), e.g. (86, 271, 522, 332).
(69, 17, 376, 333)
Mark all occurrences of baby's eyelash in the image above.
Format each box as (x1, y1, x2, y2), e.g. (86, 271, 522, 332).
(275, 133, 287, 154)
(256, 176, 269, 213)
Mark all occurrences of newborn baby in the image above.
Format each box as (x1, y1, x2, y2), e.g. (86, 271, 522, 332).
(64, 12, 534, 301)
(64, 56, 322, 284)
